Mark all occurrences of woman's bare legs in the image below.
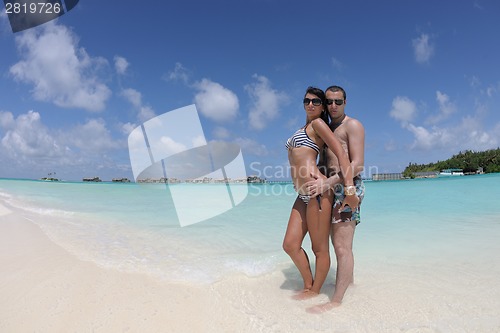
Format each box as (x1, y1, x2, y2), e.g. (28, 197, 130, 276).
(283, 197, 313, 292)
(293, 193, 333, 300)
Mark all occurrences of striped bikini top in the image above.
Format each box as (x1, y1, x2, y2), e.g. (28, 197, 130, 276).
(285, 124, 320, 154)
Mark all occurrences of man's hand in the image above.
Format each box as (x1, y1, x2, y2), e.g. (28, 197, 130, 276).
(339, 193, 359, 212)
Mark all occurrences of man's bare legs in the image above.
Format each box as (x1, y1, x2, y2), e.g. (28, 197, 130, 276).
(283, 198, 313, 292)
(307, 220, 356, 313)
(331, 220, 356, 303)
(293, 193, 332, 300)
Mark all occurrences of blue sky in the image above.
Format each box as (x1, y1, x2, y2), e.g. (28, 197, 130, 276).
(1, 0, 499, 181)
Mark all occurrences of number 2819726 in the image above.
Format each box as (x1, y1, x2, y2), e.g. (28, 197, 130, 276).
(5, 2, 62, 14)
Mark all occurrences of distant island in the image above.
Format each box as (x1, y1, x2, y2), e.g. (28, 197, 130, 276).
(39, 148, 499, 183)
(37, 175, 265, 184)
(136, 175, 265, 184)
(82, 177, 131, 182)
(402, 148, 499, 178)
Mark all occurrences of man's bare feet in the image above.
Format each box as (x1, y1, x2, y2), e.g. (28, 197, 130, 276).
(292, 289, 319, 300)
(306, 301, 341, 314)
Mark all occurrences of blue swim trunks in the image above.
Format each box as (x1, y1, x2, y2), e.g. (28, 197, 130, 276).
(332, 176, 365, 225)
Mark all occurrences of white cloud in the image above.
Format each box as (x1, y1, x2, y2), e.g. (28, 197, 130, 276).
(64, 118, 120, 152)
(121, 122, 137, 135)
(406, 124, 454, 150)
(192, 135, 206, 147)
(485, 82, 500, 97)
(235, 137, 268, 156)
(457, 116, 498, 150)
(213, 126, 230, 139)
(0, 110, 63, 159)
(159, 136, 187, 155)
(389, 96, 417, 125)
(193, 79, 239, 122)
(114, 56, 129, 75)
(402, 115, 498, 153)
(122, 88, 142, 108)
(390, 90, 499, 154)
(138, 106, 155, 122)
(0, 111, 15, 128)
(9, 22, 111, 112)
(0, 110, 124, 180)
(121, 88, 156, 122)
(412, 33, 434, 64)
(426, 91, 456, 124)
(436, 91, 455, 116)
(245, 74, 288, 130)
(164, 62, 190, 84)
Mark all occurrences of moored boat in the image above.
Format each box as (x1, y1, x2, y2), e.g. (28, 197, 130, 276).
(439, 168, 464, 176)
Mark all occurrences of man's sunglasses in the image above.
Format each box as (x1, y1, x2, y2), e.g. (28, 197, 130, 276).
(326, 99, 344, 106)
(303, 98, 323, 106)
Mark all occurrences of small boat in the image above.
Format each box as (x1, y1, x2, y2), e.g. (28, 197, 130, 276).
(40, 172, 59, 181)
(40, 177, 59, 181)
(439, 168, 464, 177)
(83, 176, 102, 182)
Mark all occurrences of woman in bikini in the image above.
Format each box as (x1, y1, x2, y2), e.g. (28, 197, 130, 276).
(282, 86, 359, 300)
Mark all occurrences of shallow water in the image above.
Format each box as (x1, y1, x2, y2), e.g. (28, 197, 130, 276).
(1, 174, 499, 286)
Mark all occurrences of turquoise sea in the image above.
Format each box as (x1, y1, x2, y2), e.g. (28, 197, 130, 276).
(1, 174, 500, 287)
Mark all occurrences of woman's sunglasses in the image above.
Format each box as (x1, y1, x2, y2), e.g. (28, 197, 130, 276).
(303, 98, 323, 106)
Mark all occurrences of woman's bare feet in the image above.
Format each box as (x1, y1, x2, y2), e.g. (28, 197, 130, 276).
(306, 301, 341, 314)
(292, 289, 319, 300)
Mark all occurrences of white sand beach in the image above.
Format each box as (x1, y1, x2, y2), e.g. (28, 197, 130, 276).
(2, 204, 277, 332)
(2, 196, 500, 332)
(1, 203, 331, 333)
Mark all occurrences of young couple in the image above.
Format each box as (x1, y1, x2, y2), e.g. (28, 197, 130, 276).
(283, 85, 365, 313)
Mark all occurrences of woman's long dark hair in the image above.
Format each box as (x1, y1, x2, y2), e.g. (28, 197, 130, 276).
(304, 86, 329, 125)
